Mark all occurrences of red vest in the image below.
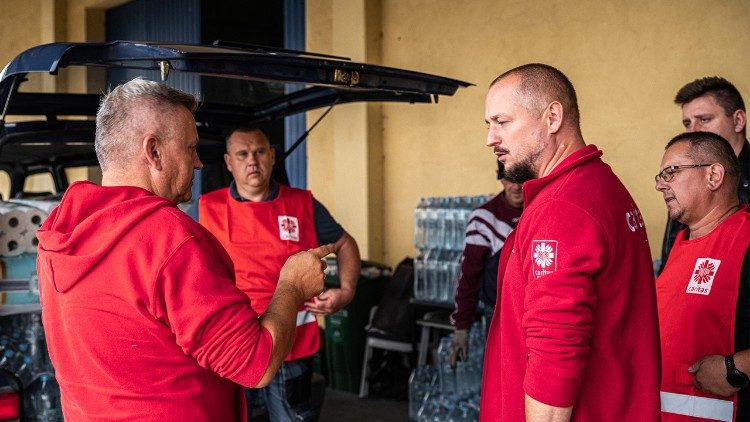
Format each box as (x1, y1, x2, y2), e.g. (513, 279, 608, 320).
(658, 207, 750, 422)
(199, 185, 321, 361)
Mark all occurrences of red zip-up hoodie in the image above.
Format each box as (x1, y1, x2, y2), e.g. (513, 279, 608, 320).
(480, 145, 661, 421)
(36, 181, 272, 421)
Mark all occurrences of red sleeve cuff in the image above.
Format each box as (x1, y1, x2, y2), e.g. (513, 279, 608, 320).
(245, 326, 273, 387)
(523, 356, 583, 407)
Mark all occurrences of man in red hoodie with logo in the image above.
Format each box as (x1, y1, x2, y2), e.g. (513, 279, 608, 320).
(199, 127, 361, 421)
(480, 64, 661, 421)
(656, 131, 750, 421)
(36, 78, 332, 421)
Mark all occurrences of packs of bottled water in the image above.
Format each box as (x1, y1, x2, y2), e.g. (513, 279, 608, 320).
(409, 326, 487, 421)
(0, 312, 60, 420)
(24, 372, 62, 422)
(413, 195, 492, 304)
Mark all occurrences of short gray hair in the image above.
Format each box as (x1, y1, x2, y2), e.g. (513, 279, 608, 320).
(95, 78, 198, 172)
(665, 131, 740, 188)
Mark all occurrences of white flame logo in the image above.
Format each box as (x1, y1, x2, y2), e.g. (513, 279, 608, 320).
(533, 242, 555, 268)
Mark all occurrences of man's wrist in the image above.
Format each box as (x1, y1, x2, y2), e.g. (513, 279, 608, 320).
(338, 286, 355, 298)
(275, 281, 307, 305)
(725, 354, 750, 388)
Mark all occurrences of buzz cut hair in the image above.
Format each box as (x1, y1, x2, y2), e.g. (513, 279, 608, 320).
(224, 125, 269, 151)
(491, 63, 580, 128)
(666, 131, 740, 187)
(95, 78, 198, 172)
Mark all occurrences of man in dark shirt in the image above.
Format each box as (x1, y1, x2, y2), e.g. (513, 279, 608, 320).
(660, 77, 750, 273)
(449, 165, 523, 367)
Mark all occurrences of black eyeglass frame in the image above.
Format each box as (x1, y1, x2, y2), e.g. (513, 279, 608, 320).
(654, 164, 712, 183)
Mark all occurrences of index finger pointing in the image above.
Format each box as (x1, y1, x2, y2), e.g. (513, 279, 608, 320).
(310, 243, 336, 258)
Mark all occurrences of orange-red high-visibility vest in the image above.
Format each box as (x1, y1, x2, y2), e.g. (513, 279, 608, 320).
(200, 185, 320, 361)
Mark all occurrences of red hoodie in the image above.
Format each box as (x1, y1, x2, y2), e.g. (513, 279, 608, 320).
(480, 145, 661, 421)
(36, 181, 272, 421)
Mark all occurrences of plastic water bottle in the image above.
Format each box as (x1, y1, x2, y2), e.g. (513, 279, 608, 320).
(414, 249, 426, 300)
(440, 249, 454, 303)
(435, 197, 448, 250)
(443, 197, 457, 250)
(15, 355, 34, 386)
(409, 367, 435, 421)
(26, 373, 62, 422)
(424, 198, 437, 249)
(424, 249, 438, 302)
(0, 350, 16, 368)
(437, 336, 456, 396)
(414, 197, 426, 249)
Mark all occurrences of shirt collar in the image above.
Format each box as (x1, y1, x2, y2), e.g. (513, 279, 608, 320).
(521, 144, 603, 205)
(229, 180, 279, 202)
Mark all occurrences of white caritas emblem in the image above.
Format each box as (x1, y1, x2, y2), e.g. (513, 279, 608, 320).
(532, 240, 557, 279)
(278, 216, 300, 242)
(686, 257, 721, 295)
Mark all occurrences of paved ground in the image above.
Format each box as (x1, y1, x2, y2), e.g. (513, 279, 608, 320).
(250, 388, 409, 422)
(319, 389, 409, 422)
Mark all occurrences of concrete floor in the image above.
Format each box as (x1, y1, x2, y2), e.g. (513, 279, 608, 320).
(319, 389, 409, 422)
(249, 388, 409, 422)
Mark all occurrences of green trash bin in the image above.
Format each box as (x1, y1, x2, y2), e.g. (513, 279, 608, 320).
(324, 259, 389, 393)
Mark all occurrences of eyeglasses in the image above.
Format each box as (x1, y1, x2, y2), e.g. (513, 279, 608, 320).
(654, 164, 711, 183)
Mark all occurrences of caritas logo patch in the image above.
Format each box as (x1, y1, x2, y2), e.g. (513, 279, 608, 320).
(686, 258, 721, 295)
(278, 216, 300, 242)
(532, 240, 558, 279)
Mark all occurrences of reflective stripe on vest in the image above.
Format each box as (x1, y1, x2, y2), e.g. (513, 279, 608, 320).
(661, 391, 733, 421)
(296, 310, 315, 326)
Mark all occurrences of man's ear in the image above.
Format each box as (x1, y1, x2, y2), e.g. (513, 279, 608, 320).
(224, 153, 232, 172)
(706, 163, 726, 191)
(546, 101, 564, 134)
(270, 145, 276, 167)
(733, 109, 746, 134)
(143, 135, 162, 171)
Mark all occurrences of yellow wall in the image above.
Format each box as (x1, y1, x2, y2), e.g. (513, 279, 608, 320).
(0, 0, 43, 91)
(1, 1, 748, 264)
(307, 0, 750, 267)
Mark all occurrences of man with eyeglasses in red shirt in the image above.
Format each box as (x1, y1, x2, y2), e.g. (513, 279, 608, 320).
(656, 131, 750, 421)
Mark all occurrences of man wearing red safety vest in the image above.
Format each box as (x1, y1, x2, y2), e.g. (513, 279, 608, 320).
(200, 127, 361, 421)
(656, 131, 750, 421)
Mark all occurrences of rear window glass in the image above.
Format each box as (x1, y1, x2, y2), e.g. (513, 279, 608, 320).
(65, 166, 101, 184)
(23, 173, 56, 195)
(0, 171, 9, 201)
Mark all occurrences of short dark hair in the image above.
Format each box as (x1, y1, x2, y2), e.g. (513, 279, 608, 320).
(491, 63, 580, 128)
(675, 76, 745, 116)
(225, 125, 267, 151)
(666, 131, 740, 187)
